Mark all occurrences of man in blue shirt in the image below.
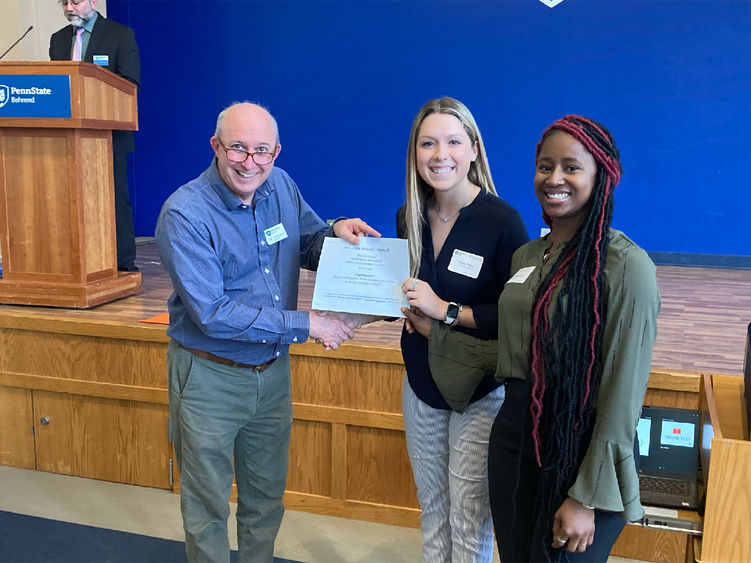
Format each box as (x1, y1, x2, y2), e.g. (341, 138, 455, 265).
(155, 102, 378, 562)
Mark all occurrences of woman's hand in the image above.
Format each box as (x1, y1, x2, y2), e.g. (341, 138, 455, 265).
(401, 278, 447, 321)
(401, 306, 432, 338)
(551, 497, 595, 553)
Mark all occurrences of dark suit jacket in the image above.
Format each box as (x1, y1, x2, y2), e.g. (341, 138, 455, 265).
(49, 12, 140, 154)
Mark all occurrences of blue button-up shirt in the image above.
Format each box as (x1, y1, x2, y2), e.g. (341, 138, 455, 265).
(155, 160, 332, 363)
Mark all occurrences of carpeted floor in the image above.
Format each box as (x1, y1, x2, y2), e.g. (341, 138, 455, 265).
(0, 510, 300, 563)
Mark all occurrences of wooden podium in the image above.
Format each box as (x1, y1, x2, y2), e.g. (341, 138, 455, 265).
(698, 373, 750, 562)
(0, 61, 141, 308)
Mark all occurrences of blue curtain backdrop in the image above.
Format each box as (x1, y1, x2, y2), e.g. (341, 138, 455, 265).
(109, 0, 750, 259)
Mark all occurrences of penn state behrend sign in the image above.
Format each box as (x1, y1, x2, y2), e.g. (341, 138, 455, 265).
(0, 75, 71, 118)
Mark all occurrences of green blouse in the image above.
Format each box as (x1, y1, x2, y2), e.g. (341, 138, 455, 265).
(495, 229, 661, 522)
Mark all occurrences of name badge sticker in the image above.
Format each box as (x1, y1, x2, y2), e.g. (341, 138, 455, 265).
(447, 249, 484, 279)
(507, 266, 535, 284)
(92, 55, 109, 66)
(264, 223, 288, 245)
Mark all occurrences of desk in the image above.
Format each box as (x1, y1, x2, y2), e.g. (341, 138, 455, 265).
(610, 370, 702, 563)
(612, 373, 750, 563)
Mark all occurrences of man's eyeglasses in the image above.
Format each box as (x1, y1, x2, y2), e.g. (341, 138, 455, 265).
(58, 0, 86, 6)
(218, 140, 276, 165)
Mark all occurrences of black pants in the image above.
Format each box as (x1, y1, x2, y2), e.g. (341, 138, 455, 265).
(113, 150, 137, 271)
(488, 378, 625, 562)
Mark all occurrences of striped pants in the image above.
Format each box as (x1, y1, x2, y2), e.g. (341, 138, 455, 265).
(402, 376, 504, 563)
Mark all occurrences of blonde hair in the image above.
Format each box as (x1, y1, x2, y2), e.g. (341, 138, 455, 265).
(404, 97, 497, 277)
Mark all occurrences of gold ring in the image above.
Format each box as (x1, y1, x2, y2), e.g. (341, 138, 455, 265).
(412, 279, 418, 289)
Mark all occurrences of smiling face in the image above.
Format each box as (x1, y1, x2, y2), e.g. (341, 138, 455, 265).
(415, 112, 477, 195)
(534, 130, 598, 233)
(209, 103, 280, 205)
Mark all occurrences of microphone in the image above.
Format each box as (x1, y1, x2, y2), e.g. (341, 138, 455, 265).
(0, 26, 34, 61)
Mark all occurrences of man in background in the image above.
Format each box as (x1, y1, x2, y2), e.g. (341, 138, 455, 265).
(50, 0, 140, 272)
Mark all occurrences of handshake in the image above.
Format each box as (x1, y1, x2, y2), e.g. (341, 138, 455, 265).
(308, 310, 371, 351)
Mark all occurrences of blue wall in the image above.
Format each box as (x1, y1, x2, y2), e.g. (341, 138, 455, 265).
(111, 0, 750, 260)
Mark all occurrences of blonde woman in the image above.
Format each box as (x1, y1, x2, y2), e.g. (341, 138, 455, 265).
(398, 97, 528, 562)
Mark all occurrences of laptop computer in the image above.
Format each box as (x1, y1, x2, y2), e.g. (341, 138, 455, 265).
(636, 405, 701, 510)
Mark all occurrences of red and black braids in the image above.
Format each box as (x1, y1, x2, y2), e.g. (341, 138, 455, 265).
(528, 115, 622, 560)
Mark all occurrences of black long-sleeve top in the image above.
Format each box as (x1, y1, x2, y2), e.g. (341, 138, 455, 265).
(397, 190, 529, 409)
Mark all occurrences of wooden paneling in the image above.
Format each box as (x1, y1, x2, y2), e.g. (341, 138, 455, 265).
(710, 374, 747, 440)
(32, 390, 170, 488)
(291, 351, 403, 413)
(643, 389, 701, 410)
(0, 386, 35, 469)
(347, 426, 417, 508)
(612, 523, 690, 563)
(0, 271, 142, 308)
(80, 133, 115, 276)
(285, 350, 417, 525)
(0, 131, 73, 276)
(647, 370, 703, 395)
(288, 420, 332, 497)
(0, 313, 170, 489)
(701, 438, 751, 562)
(0, 328, 167, 388)
(698, 374, 751, 562)
(81, 75, 136, 124)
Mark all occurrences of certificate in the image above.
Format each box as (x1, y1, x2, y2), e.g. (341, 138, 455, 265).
(312, 237, 409, 317)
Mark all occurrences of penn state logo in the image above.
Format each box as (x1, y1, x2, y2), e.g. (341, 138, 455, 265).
(538, 0, 565, 7)
(0, 85, 9, 108)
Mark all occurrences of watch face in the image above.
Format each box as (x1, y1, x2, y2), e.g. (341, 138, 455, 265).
(445, 303, 460, 323)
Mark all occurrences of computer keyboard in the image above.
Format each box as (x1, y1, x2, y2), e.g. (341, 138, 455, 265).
(639, 475, 690, 496)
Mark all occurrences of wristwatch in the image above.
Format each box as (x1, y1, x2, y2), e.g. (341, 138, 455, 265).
(444, 302, 461, 326)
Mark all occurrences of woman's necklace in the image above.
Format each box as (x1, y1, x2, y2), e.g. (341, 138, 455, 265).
(435, 188, 477, 223)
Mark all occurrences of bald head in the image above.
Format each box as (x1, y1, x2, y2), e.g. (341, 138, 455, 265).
(215, 102, 280, 145)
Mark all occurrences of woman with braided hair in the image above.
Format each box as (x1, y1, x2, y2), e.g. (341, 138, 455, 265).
(487, 115, 660, 561)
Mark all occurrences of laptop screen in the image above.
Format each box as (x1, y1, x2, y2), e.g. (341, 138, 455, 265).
(637, 406, 701, 475)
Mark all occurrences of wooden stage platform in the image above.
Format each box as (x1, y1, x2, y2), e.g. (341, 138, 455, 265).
(3, 241, 747, 372)
(0, 241, 749, 561)
(3, 241, 748, 368)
